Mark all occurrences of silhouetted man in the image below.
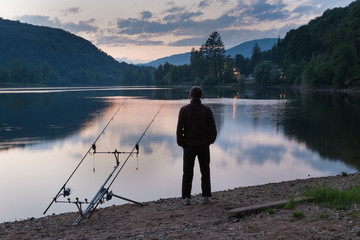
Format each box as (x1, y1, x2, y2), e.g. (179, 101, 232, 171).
(176, 86, 217, 205)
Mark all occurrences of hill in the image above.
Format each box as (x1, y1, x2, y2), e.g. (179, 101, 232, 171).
(142, 52, 191, 67)
(226, 38, 278, 58)
(0, 18, 153, 86)
(144, 38, 278, 67)
(266, 0, 360, 87)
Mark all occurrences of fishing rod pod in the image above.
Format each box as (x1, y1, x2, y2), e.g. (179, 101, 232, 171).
(43, 99, 165, 225)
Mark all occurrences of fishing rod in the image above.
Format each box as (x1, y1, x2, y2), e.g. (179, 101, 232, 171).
(73, 101, 165, 225)
(43, 98, 127, 215)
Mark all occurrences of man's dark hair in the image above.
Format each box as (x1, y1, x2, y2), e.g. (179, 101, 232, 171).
(190, 86, 202, 99)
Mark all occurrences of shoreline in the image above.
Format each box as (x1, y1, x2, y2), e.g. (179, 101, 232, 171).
(1, 172, 360, 239)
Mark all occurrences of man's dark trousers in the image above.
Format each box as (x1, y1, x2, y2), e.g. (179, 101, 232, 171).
(182, 145, 211, 199)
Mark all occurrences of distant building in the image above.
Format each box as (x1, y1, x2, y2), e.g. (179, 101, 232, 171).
(246, 74, 255, 81)
(232, 67, 241, 80)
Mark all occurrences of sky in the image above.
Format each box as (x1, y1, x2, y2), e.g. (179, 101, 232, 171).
(0, 0, 355, 63)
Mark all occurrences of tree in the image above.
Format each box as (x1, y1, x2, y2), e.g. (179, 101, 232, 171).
(249, 43, 262, 71)
(332, 43, 359, 87)
(199, 31, 225, 83)
(202, 75, 218, 86)
(0, 68, 7, 84)
(153, 65, 166, 85)
(190, 47, 207, 79)
(201, 31, 225, 58)
(235, 54, 250, 76)
(253, 61, 280, 84)
(223, 56, 237, 83)
(122, 68, 137, 85)
(40, 61, 51, 83)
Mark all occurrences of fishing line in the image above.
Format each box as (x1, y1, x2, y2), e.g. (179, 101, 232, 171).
(136, 156, 139, 170)
(107, 101, 165, 190)
(83, 101, 166, 223)
(93, 154, 96, 173)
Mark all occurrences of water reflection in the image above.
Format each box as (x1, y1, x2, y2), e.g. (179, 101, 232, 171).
(0, 87, 358, 223)
(281, 93, 360, 169)
(0, 91, 110, 150)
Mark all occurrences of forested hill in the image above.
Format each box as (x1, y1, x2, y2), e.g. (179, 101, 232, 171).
(266, 0, 360, 88)
(0, 18, 153, 86)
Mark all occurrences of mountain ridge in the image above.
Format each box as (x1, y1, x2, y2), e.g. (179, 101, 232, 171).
(142, 38, 278, 67)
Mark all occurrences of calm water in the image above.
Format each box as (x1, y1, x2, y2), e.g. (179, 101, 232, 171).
(0, 86, 359, 223)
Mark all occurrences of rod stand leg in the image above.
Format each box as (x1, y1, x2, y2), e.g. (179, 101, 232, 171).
(111, 193, 144, 206)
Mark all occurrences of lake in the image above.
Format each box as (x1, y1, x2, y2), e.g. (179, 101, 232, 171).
(0, 86, 359, 223)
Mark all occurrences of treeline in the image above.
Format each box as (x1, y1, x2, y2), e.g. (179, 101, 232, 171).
(153, 31, 282, 86)
(268, 0, 360, 88)
(0, 60, 50, 85)
(0, 59, 154, 86)
(154, 0, 360, 88)
(0, 18, 154, 86)
(154, 31, 241, 86)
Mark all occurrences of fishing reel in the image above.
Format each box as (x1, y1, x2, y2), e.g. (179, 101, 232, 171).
(62, 187, 72, 197)
(106, 191, 113, 201)
(92, 143, 96, 153)
(135, 144, 139, 156)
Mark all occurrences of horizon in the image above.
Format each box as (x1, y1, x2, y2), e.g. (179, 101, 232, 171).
(0, 0, 354, 64)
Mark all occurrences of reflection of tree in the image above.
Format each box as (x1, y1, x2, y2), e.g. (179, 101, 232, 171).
(281, 93, 360, 170)
(251, 104, 260, 127)
(207, 103, 224, 139)
(0, 91, 110, 150)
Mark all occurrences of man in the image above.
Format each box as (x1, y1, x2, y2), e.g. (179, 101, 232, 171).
(176, 86, 217, 205)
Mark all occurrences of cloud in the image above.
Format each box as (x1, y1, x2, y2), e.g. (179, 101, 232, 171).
(116, 18, 177, 35)
(17, 15, 61, 27)
(232, 0, 291, 21)
(163, 11, 203, 22)
(62, 7, 80, 16)
(116, 12, 236, 37)
(166, 6, 186, 14)
(140, 11, 152, 20)
(198, 0, 211, 8)
(161, 2, 204, 23)
(241, 144, 287, 165)
(17, 15, 98, 34)
(169, 37, 207, 47)
(62, 19, 98, 33)
(14, 0, 353, 56)
(111, 0, 299, 48)
(96, 34, 163, 46)
(293, 5, 314, 14)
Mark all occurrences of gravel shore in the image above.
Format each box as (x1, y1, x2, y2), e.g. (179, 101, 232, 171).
(1, 173, 360, 239)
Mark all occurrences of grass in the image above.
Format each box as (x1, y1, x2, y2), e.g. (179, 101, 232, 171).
(318, 213, 330, 219)
(347, 211, 359, 218)
(266, 208, 275, 214)
(304, 186, 360, 209)
(284, 198, 295, 209)
(293, 211, 305, 219)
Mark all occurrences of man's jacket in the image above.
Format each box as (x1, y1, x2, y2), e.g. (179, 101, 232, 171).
(176, 99, 217, 147)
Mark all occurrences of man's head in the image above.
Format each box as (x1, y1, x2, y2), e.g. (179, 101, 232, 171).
(190, 86, 202, 99)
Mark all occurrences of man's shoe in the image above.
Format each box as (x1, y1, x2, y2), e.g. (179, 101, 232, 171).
(202, 196, 210, 204)
(182, 197, 190, 205)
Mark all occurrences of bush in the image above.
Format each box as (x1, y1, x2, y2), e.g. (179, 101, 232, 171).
(201, 75, 219, 86)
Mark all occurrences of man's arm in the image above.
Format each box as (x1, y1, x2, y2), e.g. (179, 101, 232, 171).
(176, 109, 185, 147)
(208, 109, 217, 144)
